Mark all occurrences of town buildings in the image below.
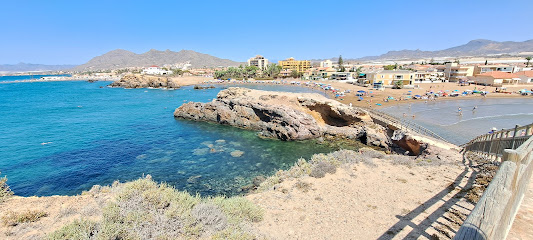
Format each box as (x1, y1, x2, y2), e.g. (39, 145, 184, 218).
(247, 55, 269, 69)
(469, 71, 521, 86)
(142, 66, 173, 75)
(514, 71, 533, 83)
(278, 57, 311, 73)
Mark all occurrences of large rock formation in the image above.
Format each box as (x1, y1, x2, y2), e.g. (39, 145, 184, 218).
(108, 74, 180, 89)
(174, 87, 390, 148)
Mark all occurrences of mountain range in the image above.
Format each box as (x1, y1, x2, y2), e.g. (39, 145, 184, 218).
(354, 39, 533, 61)
(72, 49, 242, 71)
(0, 63, 76, 73)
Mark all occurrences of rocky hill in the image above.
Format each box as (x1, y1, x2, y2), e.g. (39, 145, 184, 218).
(72, 49, 242, 71)
(356, 39, 533, 61)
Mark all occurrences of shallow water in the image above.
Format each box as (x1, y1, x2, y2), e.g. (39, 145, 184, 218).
(381, 98, 533, 144)
(0, 81, 336, 197)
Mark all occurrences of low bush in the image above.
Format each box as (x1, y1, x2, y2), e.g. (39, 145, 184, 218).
(48, 219, 98, 240)
(310, 161, 336, 178)
(48, 176, 263, 240)
(2, 210, 48, 226)
(256, 149, 381, 191)
(0, 171, 13, 202)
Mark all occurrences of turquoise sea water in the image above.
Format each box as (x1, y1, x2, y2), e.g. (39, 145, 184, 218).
(0, 81, 334, 197)
(0, 74, 71, 82)
(381, 98, 533, 144)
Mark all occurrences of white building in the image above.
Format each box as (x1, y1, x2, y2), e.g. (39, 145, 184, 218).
(247, 55, 269, 69)
(320, 60, 333, 68)
(142, 65, 173, 75)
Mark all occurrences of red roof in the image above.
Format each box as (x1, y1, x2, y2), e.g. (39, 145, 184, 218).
(477, 71, 518, 78)
(149, 65, 159, 68)
(515, 71, 533, 77)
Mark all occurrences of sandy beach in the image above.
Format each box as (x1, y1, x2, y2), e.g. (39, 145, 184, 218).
(196, 78, 532, 109)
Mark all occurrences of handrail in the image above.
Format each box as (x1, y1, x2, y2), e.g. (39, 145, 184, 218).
(455, 133, 533, 240)
(361, 107, 450, 143)
(462, 123, 533, 158)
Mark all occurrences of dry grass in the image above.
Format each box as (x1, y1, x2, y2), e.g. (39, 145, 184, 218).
(293, 180, 313, 193)
(2, 210, 48, 226)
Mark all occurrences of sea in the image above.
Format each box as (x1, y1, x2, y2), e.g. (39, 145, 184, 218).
(381, 98, 533, 145)
(1, 76, 531, 197)
(0, 74, 71, 82)
(0, 79, 336, 197)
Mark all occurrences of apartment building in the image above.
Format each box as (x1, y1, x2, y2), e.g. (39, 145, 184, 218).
(413, 70, 446, 83)
(278, 57, 311, 73)
(473, 65, 517, 75)
(247, 55, 269, 69)
(444, 63, 474, 82)
(362, 70, 414, 86)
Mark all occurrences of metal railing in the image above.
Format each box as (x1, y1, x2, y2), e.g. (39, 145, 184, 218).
(362, 107, 450, 143)
(462, 123, 533, 158)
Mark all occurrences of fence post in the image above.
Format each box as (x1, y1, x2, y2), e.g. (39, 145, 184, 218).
(488, 133, 495, 156)
(511, 125, 519, 149)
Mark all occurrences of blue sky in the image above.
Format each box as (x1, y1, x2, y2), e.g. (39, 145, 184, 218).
(1, 0, 533, 64)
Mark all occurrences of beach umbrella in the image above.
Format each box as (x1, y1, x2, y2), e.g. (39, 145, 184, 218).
(357, 90, 366, 93)
(414, 95, 421, 97)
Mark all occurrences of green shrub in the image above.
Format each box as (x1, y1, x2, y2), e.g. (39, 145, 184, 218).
(47, 219, 98, 240)
(49, 176, 262, 240)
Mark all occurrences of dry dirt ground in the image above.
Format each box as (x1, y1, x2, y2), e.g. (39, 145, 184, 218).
(247, 157, 477, 240)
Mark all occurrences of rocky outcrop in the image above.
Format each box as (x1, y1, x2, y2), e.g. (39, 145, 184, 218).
(174, 87, 391, 148)
(391, 130, 422, 155)
(108, 74, 180, 89)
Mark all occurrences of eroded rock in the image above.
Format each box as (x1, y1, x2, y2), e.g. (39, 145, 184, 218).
(174, 87, 390, 148)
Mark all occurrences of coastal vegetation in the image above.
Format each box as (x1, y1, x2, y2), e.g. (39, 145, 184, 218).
(0, 171, 12, 202)
(47, 176, 263, 240)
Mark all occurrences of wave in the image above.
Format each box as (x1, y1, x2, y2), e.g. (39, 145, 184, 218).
(440, 113, 533, 127)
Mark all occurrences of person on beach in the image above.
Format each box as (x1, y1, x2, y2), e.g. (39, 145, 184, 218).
(473, 106, 477, 111)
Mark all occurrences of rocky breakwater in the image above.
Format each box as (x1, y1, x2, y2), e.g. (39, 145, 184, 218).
(174, 87, 390, 148)
(108, 74, 180, 89)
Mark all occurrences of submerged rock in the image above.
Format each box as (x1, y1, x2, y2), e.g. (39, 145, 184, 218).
(175, 87, 390, 148)
(230, 150, 245, 157)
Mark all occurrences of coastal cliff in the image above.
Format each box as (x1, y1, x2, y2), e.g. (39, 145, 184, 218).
(174, 87, 390, 148)
(108, 74, 180, 89)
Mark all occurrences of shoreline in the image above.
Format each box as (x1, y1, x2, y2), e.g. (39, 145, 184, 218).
(195, 78, 531, 109)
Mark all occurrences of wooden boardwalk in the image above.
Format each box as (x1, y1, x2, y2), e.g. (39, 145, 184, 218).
(508, 179, 533, 240)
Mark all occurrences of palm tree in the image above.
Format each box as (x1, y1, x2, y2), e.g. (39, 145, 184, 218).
(526, 56, 532, 67)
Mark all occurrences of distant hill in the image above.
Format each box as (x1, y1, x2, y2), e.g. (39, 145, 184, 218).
(0, 63, 77, 73)
(73, 49, 242, 71)
(356, 39, 533, 61)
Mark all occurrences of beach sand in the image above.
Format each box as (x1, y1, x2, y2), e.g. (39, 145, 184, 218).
(199, 79, 532, 109)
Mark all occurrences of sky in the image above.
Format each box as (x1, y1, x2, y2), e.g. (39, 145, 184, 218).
(1, 0, 533, 65)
